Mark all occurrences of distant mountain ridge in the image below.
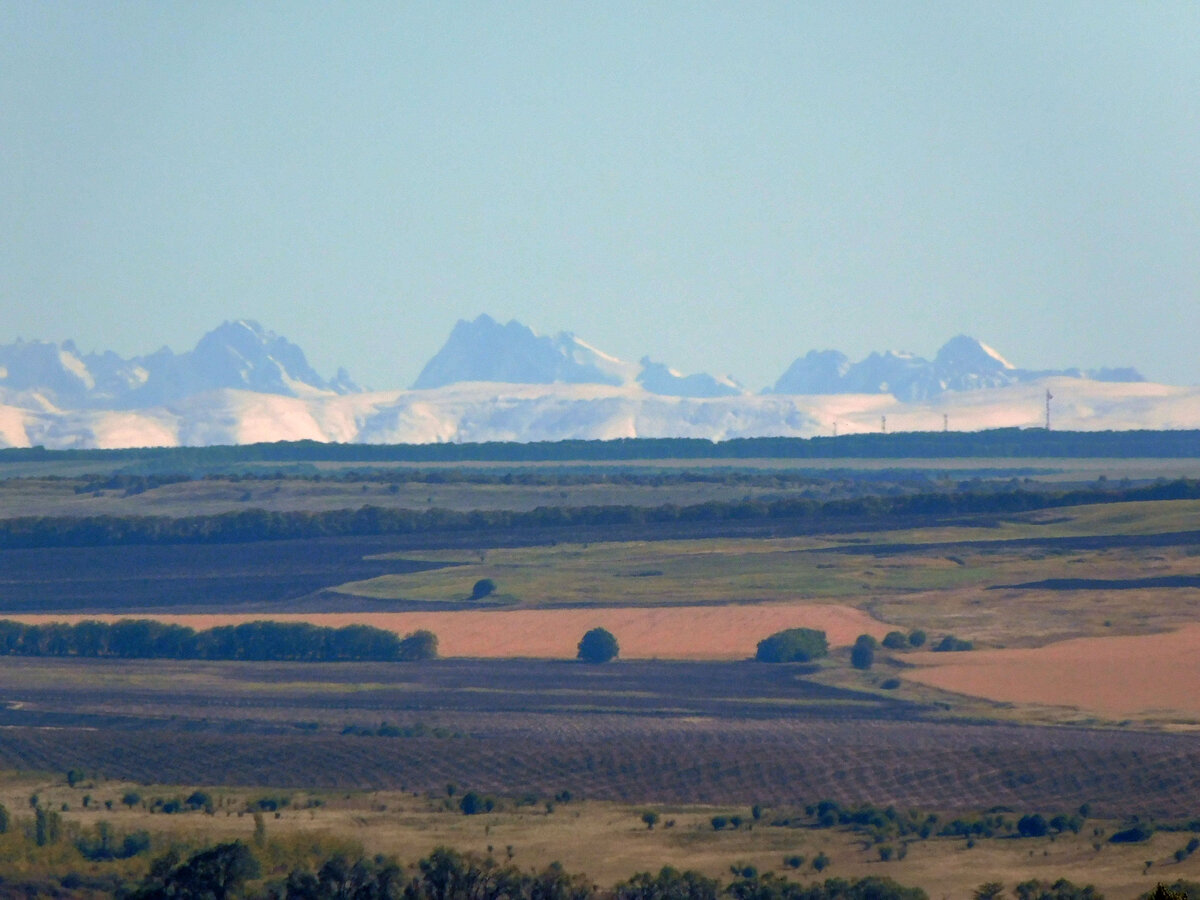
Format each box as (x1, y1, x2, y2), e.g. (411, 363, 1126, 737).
(0, 320, 358, 411)
(413, 314, 746, 399)
(769, 335, 1143, 401)
(0, 315, 1169, 450)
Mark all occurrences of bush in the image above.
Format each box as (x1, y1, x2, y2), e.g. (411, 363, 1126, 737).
(933, 635, 974, 652)
(398, 629, 438, 661)
(880, 678, 901, 690)
(908, 630, 927, 648)
(1018, 814, 1049, 838)
(577, 628, 619, 664)
(185, 791, 212, 810)
(882, 631, 908, 650)
(851, 641, 875, 670)
(470, 578, 496, 600)
(460, 791, 494, 815)
(755, 628, 828, 663)
(1111, 823, 1155, 843)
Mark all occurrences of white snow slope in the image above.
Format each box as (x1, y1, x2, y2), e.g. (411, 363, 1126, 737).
(2, 377, 1198, 450)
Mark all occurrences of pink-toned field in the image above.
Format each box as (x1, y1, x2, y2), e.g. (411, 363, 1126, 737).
(905, 623, 1200, 719)
(7, 603, 886, 660)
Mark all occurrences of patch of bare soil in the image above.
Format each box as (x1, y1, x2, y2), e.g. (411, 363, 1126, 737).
(906, 623, 1200, 719)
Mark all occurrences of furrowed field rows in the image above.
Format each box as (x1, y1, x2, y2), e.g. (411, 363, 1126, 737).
(0, 658, 923, 723)
(0, 718, 1198, 816)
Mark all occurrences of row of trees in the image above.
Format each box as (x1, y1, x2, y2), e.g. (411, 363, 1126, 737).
(0, 619, 436, 662)
(9, 427, 1200, 464)
(4, 478, 1199, 548)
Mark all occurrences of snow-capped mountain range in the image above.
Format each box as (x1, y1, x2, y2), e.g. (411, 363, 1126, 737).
(0, 315, 1192, 449)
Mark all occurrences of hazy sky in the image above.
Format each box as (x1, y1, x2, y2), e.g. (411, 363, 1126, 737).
(3, 3, 1198, 390)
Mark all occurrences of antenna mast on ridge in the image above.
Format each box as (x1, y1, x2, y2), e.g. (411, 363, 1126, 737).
(1045, 389, 1053, 431)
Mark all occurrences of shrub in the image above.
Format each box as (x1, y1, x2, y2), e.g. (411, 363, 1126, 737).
(711, 816, 728, 831)
(577, 628, 619, 664)
(755, 628, 828, 663)
(882, 631, 908, 650)
(460, 791, 494, 815)
(1018, 814, 1048, 838)
(851, 642, 875, 670)
(186, 791, 212, 810)
(1111, 823, 1155, 843)
(880, 678, 901, 690)
(398, 629, 438, 661)
(933, 635, 974, 652)
(470, 579, 496, 600)
(908, 630, 927, 648)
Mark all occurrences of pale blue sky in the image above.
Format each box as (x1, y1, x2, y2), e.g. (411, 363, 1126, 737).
(2, 3, 1198, 390)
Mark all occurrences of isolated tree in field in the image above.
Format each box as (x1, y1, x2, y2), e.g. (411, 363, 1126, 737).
(755, 628, 828, 663)
(641, 811, 660, 830)
(470, 578, 496, 600)
(577, 627, 619, 664)
(851, 636, 875, 670)
(881, 631, 908, 650)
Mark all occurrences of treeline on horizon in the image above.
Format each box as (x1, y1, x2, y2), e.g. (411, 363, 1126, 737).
(0, 619, 437, 662)
(3, 427, 1200, 465)
(0, 478, 1197, 549)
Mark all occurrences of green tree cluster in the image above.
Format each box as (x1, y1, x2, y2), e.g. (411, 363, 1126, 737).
(755, 628, 828, 663)
(0, 619, 436, 662)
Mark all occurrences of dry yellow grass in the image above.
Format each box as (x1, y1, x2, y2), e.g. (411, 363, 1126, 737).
(0, 775, 1192, 898)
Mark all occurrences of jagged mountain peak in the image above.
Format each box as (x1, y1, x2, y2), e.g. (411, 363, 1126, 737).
(412, 315, 632, 390)
(0, 320, 359, 410)
(935, 335, 1015, 372)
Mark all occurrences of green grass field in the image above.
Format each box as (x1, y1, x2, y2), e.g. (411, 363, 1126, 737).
(332, 499, 1200, 648)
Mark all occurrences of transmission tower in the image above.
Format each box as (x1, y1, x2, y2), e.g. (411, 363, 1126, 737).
(1045, 389, 1053, 431)
(881, 415, 887, 434)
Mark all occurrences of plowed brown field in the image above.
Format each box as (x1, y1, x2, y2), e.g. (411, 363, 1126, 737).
(905, 623, 1200, 719)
